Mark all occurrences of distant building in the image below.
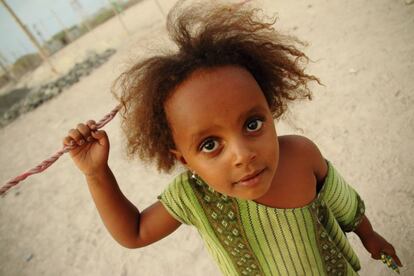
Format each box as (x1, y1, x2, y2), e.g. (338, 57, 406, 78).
(45, 39, 65, 55)
(44, 25, 84, 55)
(66, 25, 83, 42)
(0, 72, 11, 88)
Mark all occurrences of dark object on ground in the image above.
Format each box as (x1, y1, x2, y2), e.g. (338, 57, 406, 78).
(0, 49, 116, 128)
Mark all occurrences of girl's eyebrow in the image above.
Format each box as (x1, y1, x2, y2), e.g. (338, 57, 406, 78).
(236, 105, 266, 123)
(189, 126, 218, 151)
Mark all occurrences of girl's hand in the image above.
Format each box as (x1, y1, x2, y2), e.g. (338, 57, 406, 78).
(361, 231, 403, 267)
(63, 120, 110, 177)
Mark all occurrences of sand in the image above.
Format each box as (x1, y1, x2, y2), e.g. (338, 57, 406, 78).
(1, 0, 413, 275)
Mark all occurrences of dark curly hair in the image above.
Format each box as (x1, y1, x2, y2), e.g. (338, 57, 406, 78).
(112, 1, 320, 173)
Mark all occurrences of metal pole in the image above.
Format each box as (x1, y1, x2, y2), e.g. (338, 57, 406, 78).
(0, 53, 17, 82)
(153, 0, 165, 17)
(0, 0, 58, 74)
(70, 0, 92, 32)
(107, 0, 130, 35)
(51, 9, 72, 43)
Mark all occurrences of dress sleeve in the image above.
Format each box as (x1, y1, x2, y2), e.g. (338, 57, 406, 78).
(320, 160, 366, 232)
(157, 172, 197, 225)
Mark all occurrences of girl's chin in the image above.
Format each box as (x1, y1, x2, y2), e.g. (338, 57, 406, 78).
(233, 172, 272, 199)
(234, 183, 272, 201)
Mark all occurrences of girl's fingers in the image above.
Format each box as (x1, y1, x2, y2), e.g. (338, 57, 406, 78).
(86, 120, 97, 130)
(382, 245, 403, 267)
(77, 123, 92, 142)
(68, 128, 85, 145)
(63, 136, 75, 147)
(392, 253, 403, 267)
(66, 122, 100, 147)
(91, 129, 105, 139)
(91, 130, 108, 146)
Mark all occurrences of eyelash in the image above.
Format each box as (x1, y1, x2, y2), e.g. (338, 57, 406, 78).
(199, 138, 219, 153)
(198, 116, 265, 153)
(245, 117, 265, 132)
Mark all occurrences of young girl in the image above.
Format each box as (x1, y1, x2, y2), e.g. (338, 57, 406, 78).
(63, 1, 402, 275)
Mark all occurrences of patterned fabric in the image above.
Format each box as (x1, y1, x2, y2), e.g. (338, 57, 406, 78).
(158, 160, 365, 275)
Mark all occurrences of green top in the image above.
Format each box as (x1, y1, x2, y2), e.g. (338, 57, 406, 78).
(158, 161, 365, 276)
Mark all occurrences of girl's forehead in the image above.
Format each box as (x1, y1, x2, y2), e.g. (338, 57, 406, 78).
(180, 65, 253, 90)
(165, 65, 270, 132)
(168, 65, 262, 106)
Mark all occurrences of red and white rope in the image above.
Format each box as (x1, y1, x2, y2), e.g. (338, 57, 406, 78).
(0, 105, 121, 196)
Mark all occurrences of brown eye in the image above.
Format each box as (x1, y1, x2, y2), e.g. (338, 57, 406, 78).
(246, 118, 263, 132)
(200, 139, 219, 153)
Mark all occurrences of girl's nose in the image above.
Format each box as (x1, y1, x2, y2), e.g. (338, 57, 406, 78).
(232, 139, 257, 167)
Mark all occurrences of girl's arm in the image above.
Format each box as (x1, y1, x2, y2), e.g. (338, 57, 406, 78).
(64, 121, 181, 249)
(297, 135, 403, 268)
(354, 215, 403, 267)
(86, 166, 181, 248)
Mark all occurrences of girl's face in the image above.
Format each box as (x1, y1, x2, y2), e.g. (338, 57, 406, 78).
(165, 66, 279, 200)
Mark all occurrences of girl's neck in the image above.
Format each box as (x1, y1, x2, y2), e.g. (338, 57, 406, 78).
(252, 136, 318, 209)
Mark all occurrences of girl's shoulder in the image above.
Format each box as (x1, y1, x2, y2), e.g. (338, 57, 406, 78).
(261, 135, 328, 208)
(278, 135, 328, 183)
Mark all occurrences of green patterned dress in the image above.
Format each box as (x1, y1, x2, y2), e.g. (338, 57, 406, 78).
(158, 160, 365, 275)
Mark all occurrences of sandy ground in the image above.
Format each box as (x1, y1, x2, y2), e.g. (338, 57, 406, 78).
(1, 0, 413, 275)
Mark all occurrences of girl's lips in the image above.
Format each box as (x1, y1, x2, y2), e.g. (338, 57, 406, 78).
(235, 169, 265, 187)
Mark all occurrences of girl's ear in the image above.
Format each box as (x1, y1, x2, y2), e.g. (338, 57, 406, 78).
(170, 149, 188, 165)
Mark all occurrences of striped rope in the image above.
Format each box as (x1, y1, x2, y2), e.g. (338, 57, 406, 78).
(0, 105, 121, 196)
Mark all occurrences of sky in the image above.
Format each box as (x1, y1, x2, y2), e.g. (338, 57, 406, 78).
(0, 0, 114, 64)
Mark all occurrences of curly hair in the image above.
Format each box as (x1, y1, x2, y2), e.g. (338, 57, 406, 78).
(112, 0, 320, 173)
